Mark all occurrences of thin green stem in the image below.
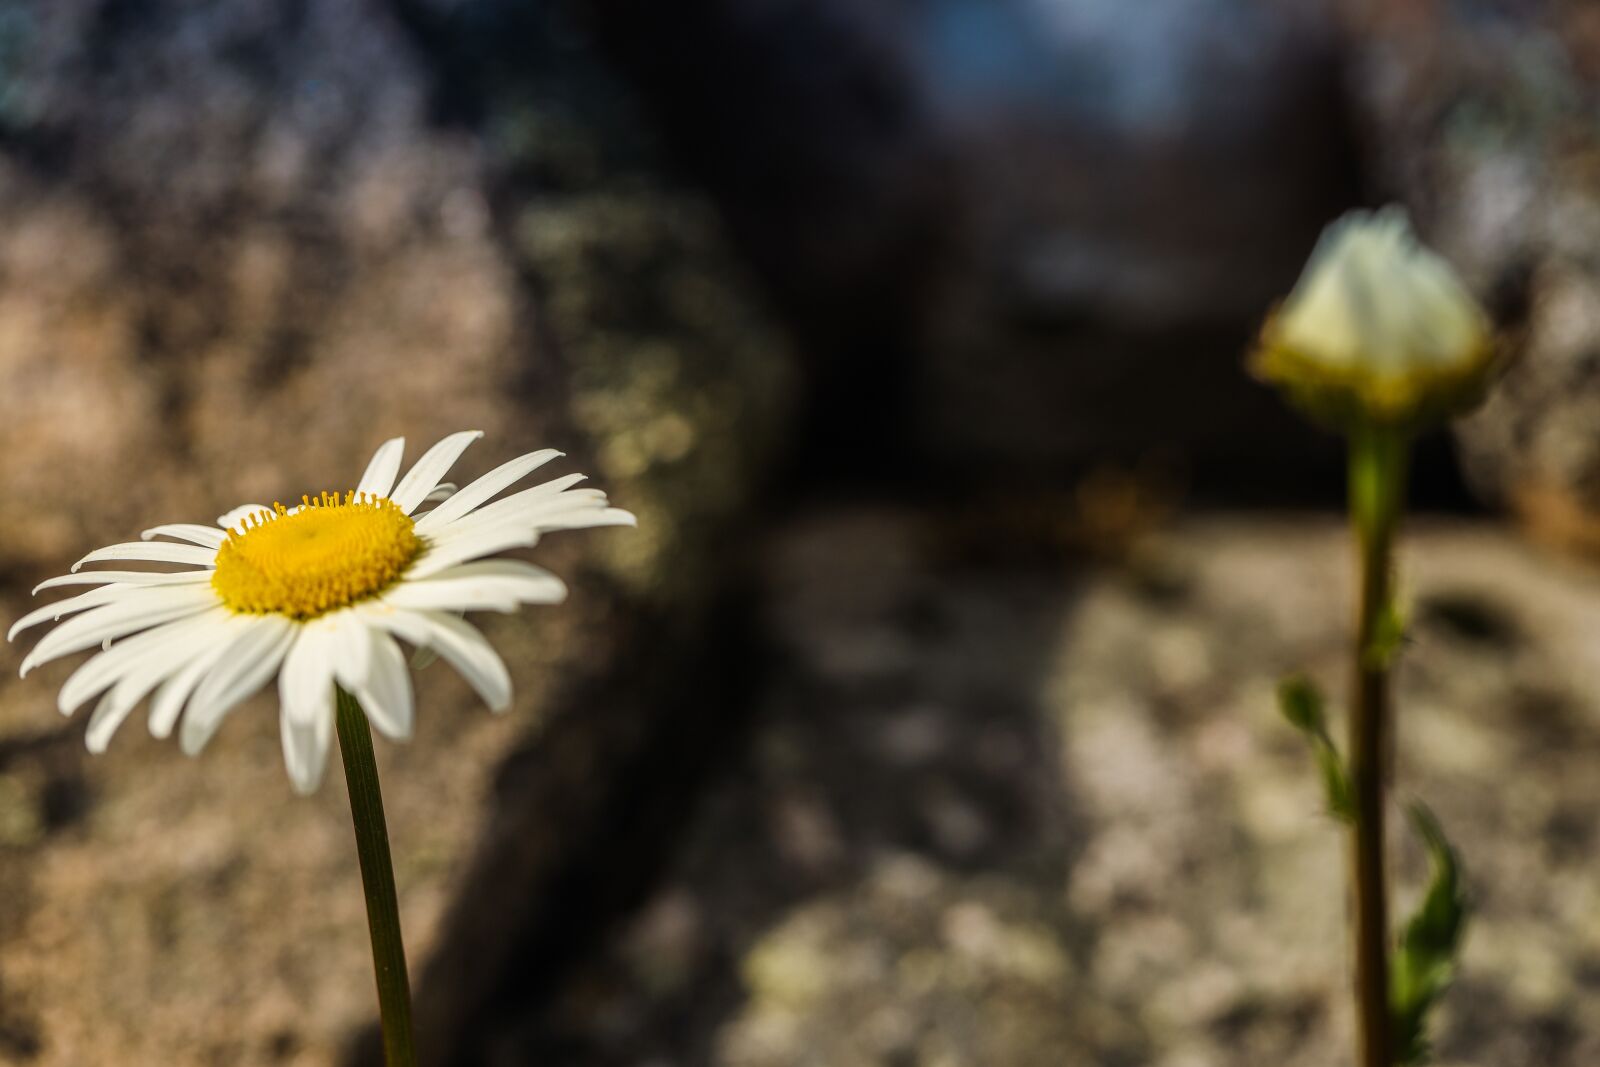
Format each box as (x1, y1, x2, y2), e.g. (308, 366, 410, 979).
(1347, 424, 1408, 1067)
(336, 687, 416, 1067)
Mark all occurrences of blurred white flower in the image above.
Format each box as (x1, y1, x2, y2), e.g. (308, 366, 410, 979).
(1254, 207, 1494, 426)
(10, 431, 634, 793)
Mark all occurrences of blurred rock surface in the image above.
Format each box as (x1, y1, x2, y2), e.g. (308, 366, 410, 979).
(501, 511, 1600, 1067)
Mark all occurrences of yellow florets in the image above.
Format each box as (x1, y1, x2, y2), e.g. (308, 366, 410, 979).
(212, 492, 421, 619)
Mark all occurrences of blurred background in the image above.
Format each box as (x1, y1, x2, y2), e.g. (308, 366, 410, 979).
(1, 0, 1599, 1064)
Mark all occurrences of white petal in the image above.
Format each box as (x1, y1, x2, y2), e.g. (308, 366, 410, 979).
(358, 607, 511, 711)
(141, 524, 227, 549)
(20, 585, 221, 676)
(383, 583, 519, 614)
(355, 437, 406, 500)
(11, 585, 130, 642)
(389, 431, 483, 514)
(385, 564, 567, 612)
(216, 504, 271, 532)
(32, 570, 212, 595)
(424, 559, 567, 586)
(278, 629, 337, 793)
(326, 612, 374, 692)
(409, 611, 512, 712)
(84, 693, 122, 755)
(430, 489, 629, 543)
(413, 449, 563, 534)
(149, 628, 237, 739)
(357, 630, 414, 740)
(409, 524, 540, 579)
(179, 616, 296, 755)
(57, 607, 228, 715)
(542, 487, 609, 505)
(440, 492, 634, 537)
(58, 624, 175, 715)
(420, 482, 457, 505)
(279, 624, 338, 724)
(350, 601, 433, 645)
(280, 701, 334, 795)
(439, 473, 588, 530)
(533, 506, 637, 533)
(83, 619, 220, 752)
(73, 542, 216, 571)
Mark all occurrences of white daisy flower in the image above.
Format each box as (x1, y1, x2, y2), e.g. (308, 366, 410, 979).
(1253, 207, 1495, 427)
(10, 431, 634, 794)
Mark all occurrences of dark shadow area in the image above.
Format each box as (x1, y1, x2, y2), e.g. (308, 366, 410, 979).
(573, 0, 1410, 507)
(469, 514, 1105, 1065)
(366, 582, 767, 1067)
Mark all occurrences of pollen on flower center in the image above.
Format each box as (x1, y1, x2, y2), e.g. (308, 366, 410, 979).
(212, 492, 422, 619)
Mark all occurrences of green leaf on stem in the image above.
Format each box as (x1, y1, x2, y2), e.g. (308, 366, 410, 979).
(1277, 673, 1325, 733)
(1364, 593, 1409, 669)
(1276, 674, 1354, 823)
(1391, 802, 1468, 1065)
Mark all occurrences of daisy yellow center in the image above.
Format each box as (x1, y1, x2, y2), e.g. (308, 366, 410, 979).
(212, 492, 422, 619)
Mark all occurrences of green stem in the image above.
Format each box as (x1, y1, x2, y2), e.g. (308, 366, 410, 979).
(1347, 424, 1408, 1067)
(336, 687, 417, 1067)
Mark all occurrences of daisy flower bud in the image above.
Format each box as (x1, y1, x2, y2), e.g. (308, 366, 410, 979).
(1253, 207, 1495, 430)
